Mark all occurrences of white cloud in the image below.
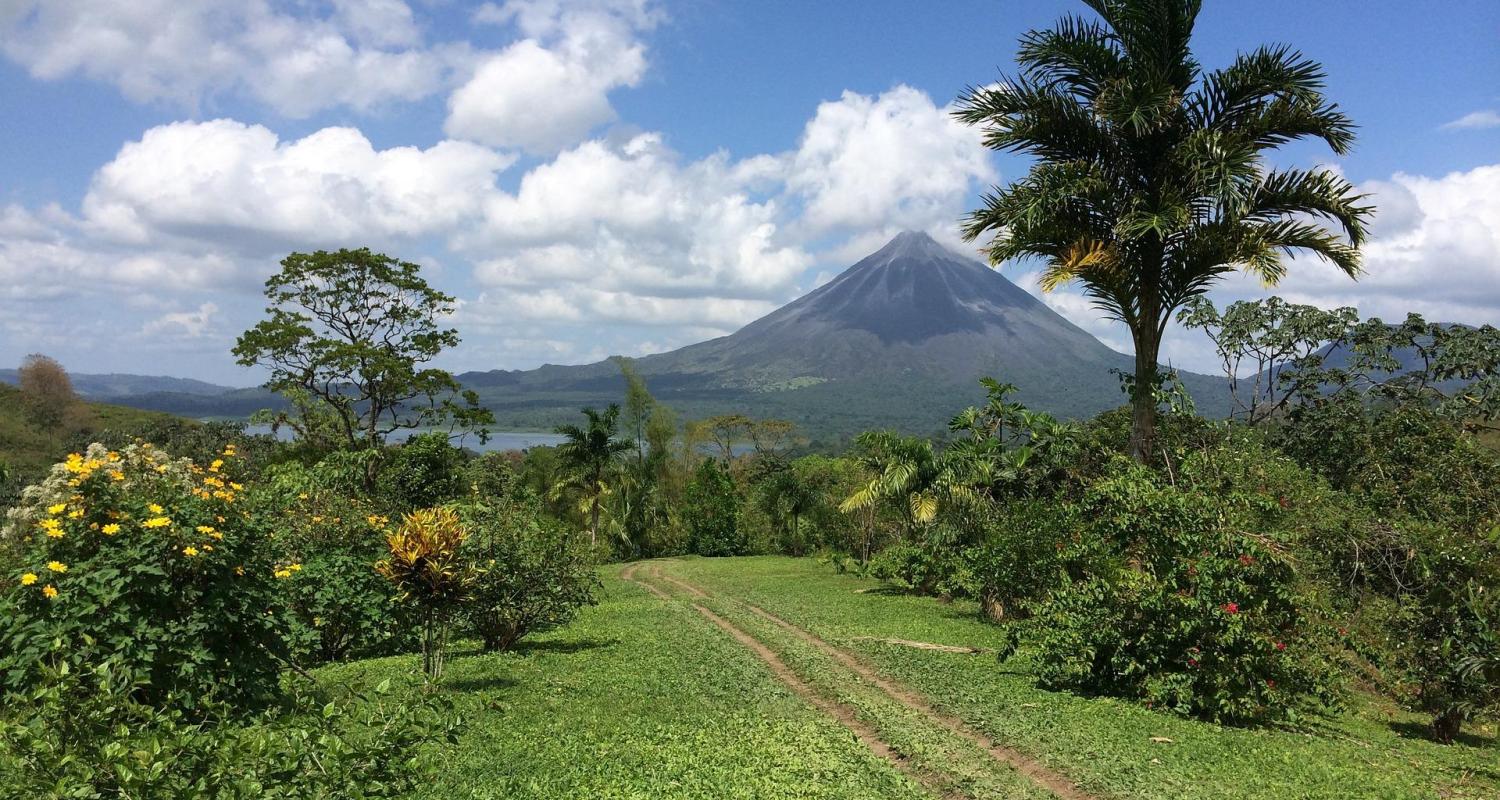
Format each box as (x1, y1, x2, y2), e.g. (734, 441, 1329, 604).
(0, 0, 451, 117)
(786, 85, 997, 234)
(1441, 110, 1500, 131)
(141, 303, 220, 339)
(465, 131, 810, 332)
(82, 119, 513, 253)
(445, 0, 660, 153)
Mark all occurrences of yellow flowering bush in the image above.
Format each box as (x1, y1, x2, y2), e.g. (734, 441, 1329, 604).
(0, 443, 284, 711)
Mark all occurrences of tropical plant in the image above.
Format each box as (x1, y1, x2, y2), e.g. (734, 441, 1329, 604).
(376, 508, 474, 681)
(232, 248, 493, 487)
(554, 405, 631, 547)
(839, 430, 950, 535)
(954, 0, 1372, 461)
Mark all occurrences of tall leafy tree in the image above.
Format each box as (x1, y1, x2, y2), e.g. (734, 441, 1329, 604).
(233, 248, 492, 485)
(955, 0, 1372, 460)
(554, 405, 631, 547)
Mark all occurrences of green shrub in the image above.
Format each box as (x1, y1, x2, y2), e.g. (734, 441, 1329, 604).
(685, 460, 745, 556)
(456, 496, 600, 652)
(0, 443, 285, 713)
(251, 460, 411, 665)
(0, 664, 458, 799)
(962, 500, 1076, 621)
(378, 432, 467, 512)
(1021, 461, 1342, 724)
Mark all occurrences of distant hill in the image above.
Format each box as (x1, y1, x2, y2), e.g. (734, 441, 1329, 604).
(0, 370, 235, 399)
(0, 383, 181, 499)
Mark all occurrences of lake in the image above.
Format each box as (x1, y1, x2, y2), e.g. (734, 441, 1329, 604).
(241, 424, 568, 452)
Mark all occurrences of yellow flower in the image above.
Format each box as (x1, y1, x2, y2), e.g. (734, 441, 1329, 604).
(110, 471, 125, 482)
(101, 523, 121, 535)
(229, 482, 243, 491)
(203, 544, 214, 552)
(142, 517, 172, 529)
(20, 573, 37, 586)
(209, 532, 224, 540)
(273, 568, 291, 579)
(182, 546, 199, 557)
(41, 585, 58, 599)
(234, 566, 245, 576)
(196, 525, 216, 534)
(147, 503, 164, 514)
(63, 454, 85, 473)
(47, 503, 67, 515)
(46, 561, 67, 573)
(209, 458, 224, 472)
(67, 509, 84, 519)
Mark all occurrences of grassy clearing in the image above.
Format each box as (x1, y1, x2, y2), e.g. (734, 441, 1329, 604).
(667, 556, 1500, 800)
(317, 570, 923, 799)
(320, 557, 1496, 799)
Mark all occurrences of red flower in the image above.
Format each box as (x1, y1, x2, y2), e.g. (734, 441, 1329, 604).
(1222, 602, 1240, 614)
(1237, 554, 1255, 566)
(1187, 658, 1199, 668)
(1266, 679, 1276, 689)
(1273, 641, 1286, 651)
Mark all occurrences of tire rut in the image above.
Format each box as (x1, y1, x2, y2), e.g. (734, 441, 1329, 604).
(655, 564, 1095, 800)
(621, 561, 968, 800)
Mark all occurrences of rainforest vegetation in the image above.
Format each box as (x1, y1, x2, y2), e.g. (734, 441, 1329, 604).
(0, 2, 1496, 798)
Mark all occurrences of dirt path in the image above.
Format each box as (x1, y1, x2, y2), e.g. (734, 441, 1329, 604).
(652, 563, 1094, 800)
(622, 561, 968, 800)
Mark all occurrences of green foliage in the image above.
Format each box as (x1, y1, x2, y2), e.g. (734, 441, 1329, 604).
(955, 1, 1370, 459)
(378, 432, 467, 512)
(0, 666, 457, 799)
(456, 495, 599, 652)
(1005, 445, 1347, 724)
(231, 248, 492, 481)
(0, 443, 285, 714)
(251, 458, 410, 665)
(684, 459, 744, 556)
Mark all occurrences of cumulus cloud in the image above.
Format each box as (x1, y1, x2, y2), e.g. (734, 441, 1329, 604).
(0, 0, 451, 117)
(785, 86, 996, 234)
(464, 132, 810, 332)
(1441, 110, 1500, 131)
(82, 120, 513, 253)
(445, 0, 661, 153)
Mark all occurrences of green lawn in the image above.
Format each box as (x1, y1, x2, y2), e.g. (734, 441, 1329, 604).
(324, 557, 1498, 799)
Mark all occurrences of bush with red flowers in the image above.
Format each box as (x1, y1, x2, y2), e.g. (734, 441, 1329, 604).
(1020, 457, 1343, 724)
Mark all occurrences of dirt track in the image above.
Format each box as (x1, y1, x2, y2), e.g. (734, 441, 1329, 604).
(621, 560, 1093, 800)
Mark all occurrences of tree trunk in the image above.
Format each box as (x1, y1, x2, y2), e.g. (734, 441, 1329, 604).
(1127, 326, 1163, 463)
(589, 496, 600, 548)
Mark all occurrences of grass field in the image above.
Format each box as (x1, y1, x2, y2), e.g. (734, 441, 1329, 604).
(325, 557, 1498, 799)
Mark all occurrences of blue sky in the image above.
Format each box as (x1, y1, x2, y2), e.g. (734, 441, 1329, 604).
(1, 0, 1497, 385)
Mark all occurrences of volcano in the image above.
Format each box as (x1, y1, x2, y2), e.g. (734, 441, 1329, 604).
(457, 231, 1227, 440)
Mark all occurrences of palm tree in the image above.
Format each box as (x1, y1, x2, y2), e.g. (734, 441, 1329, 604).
(839, 430, 950, 536)
(554, 405, 631, 547)
(954, 0, 1372, 461)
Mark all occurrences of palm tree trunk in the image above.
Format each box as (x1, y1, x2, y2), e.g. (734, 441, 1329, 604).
(1128, 325, 1162, 463)
(589, 495, 600, 547)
